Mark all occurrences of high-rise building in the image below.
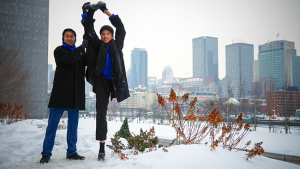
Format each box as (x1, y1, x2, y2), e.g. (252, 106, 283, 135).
(253, 59, 259, 82)
(128, 48, 148, 89)
(259, 40, 300, 90)
(192, 36, 218, 84)
(0, 0, 49, 118)
(162, 66, 173, 84)
(226, 43, 254, 98)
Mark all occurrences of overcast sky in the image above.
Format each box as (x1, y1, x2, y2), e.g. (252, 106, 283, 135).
(48, 0, 300, 80)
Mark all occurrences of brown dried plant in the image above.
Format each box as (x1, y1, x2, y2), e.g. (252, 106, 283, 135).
(157, 88, 264, 160)
(218, 114, 251, 151)
(245, 142, 265, 160)
(156, 89, 219, 145)
(57, 118, 68, 130)
(0, 103, 27, 125)
(0, 46, 34, 117)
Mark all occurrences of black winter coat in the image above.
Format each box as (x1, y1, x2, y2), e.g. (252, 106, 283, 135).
(48, 46, 86, 110)
(82, 15, 130, 102)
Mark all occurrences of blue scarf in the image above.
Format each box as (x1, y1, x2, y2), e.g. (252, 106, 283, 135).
(62, 42, 76, 51)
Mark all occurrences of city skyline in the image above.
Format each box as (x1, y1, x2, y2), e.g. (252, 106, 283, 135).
(48, 0, 300, 80)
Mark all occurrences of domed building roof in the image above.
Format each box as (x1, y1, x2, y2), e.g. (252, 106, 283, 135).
(163, 65, 173, 71)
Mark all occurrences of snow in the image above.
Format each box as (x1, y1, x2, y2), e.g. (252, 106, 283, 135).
(0, 118, 299, 169)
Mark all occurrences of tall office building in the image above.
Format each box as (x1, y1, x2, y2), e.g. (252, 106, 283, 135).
(128, 48, 148, 89)
(192, 36, 218, 84)
(259, 40, 300, 90)
(0, 0, 49, 118)
(226, 43, 254, 97)
(162, 66, 173, 84)
(253, 59, 259, 82)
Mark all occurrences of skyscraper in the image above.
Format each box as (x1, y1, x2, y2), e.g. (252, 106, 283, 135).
(259, 40, 300, 90)
(192, 36, 218, 84)
(128, 48, 148, 89)
(226, 43, 254, 97)
(253, 59, 259, 82)
(0, 0, 49, 118)
(162, 66, 173, 84)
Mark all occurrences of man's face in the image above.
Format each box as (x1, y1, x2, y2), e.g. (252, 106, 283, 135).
(63, 31, 75, 46)
(101, 30, 113, 43)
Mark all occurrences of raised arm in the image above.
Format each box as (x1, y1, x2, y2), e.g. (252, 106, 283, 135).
(109, 14, 126, 50)
(81, 3, 100, 53)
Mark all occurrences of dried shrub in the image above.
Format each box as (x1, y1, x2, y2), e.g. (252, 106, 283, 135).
(157, 88, 265, 160)
(245, 142, 265, 160)
(0, 103, 27, 125)
(0, 46, 33, 117)
(157, 89, 222, 145)
(218, 114, 251, 151)
(57, 118, 68, 130)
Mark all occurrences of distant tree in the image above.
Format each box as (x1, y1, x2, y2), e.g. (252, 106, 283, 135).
(150, 102, 157, 124)
(120, 117, 130, 138)
(283, 71, 291, 134)
(253, 82, 260, 131)
(0, 46, 33, 117)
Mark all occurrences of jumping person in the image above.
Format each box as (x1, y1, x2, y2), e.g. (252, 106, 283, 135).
(40, 28, 88, 164)
(81, 1, 129, 161)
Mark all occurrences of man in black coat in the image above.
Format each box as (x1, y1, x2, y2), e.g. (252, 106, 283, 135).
(81, 1, 130, 161)
(40, 28, 88, 164)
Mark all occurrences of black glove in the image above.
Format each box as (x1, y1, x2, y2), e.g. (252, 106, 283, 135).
(81, 39, 88, 48)
(90, 1, 107, 13)
(82, 2, 91, 13)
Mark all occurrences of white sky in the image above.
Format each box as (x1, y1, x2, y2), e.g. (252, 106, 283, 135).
(48, 0, 300, 80)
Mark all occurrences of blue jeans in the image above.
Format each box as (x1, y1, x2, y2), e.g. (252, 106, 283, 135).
(41, 108, 79, 157)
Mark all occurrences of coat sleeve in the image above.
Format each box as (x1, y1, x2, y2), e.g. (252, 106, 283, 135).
(82, 53, 87, 66)
(54, 46, 85, 64)
(109, 15, 126, 50)
(81, 13, 100, 53)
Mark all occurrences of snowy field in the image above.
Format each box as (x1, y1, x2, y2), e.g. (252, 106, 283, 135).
(0, 117, 300, 169)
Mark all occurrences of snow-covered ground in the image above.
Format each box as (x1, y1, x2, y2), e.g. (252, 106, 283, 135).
(0, 118, 299, 169)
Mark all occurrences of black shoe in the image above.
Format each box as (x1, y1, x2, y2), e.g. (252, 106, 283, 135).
(66, 153, 85, 160)
(40, 155, 50, 164)
(98, 153, 105, 161)
(82, 2, 91, 13)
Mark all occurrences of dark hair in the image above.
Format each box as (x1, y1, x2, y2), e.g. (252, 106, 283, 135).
(62, 28, 76, 43)
(100, 25, 114, 35)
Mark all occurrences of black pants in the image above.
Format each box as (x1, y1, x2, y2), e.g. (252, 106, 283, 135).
(95, 76, 113, 141)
